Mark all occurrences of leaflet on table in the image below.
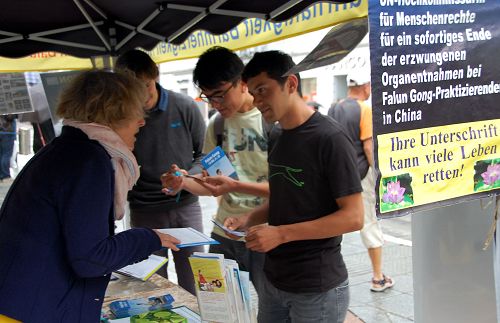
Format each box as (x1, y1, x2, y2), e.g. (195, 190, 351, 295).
(238, 271, 255, 322)
(201, 146, 238, 179)
(224, 259, 244, 323)
(157, 227, 219, 248)
(189, 252, 253, 323)
(129, 308, 187, 323)
(189, 253, 229, 322)
(109, 294, 174, 319)
(116, 255, 168, 281)
(211, 219, 246, 237)
(107, 306, 200, 323)
(171, 306, 202, 323)
(222, 260, 254, 323)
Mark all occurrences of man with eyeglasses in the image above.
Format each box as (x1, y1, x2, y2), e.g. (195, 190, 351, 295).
(161, 46, 269, 296)
(115, 50, 206, 295)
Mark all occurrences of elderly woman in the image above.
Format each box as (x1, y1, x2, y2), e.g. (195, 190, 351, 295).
(0, 70, 180, 322)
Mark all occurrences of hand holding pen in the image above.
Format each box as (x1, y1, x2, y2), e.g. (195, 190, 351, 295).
(160, 164, 206, 197)
(160, 164, 185, 196)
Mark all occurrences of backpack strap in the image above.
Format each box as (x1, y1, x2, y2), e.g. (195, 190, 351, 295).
(214, 111, 274, 147)
(261, 118, 274, 141)
(213, 112, 225, 147)
(328, 101, 340, 118)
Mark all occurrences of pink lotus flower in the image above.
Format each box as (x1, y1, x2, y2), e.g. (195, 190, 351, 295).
(481, 164, 500, 186)
(382, 181, 406, 204)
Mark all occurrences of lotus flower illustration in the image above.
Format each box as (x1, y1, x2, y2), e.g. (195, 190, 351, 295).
(481, 164, 500, 186)
(382, 181, 406, 204)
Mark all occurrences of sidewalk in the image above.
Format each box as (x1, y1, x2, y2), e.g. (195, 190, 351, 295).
(342, 231, 414, 322)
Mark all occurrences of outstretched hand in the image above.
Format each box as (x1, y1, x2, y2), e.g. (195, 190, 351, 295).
(160, 164, 186, 196)
(153, 230, 180, 251)
(202, 175, 238, 197)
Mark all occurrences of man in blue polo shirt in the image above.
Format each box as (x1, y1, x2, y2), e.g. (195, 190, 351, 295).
(115, 50, 206, 295)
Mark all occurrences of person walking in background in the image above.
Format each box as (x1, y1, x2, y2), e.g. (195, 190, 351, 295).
(161, 46, 269, 295)
(0, 114, 17, 183)
(0, 70, 180, 322)
(225, 51, 364, 323)
(328, 70, 395, 292)
(115, 50, 206, 295)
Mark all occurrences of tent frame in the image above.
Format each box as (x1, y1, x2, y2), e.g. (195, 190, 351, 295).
(0, 0, 305, 55)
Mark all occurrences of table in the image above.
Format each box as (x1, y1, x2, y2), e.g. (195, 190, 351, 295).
(103, 273, 199, 314)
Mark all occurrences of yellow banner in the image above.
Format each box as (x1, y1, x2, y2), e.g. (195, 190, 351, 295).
(0, 1, 367, 72)
(148, 2, 367, 64)
(0, 52, 92, 72)
(377, 120, 500, 213)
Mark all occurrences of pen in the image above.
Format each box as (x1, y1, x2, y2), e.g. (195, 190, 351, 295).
(172, 171, 204, 202)
(174, 171, 182, 202)
(174, 171, 205, 182)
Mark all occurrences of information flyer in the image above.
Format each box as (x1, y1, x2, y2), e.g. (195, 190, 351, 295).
(368, 1, 500, 216)
(0, 73, 33, 115)
(40, 70, 80, 125)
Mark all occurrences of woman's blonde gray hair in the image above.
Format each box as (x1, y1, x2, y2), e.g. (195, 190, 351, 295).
(56, 70, 146, 127)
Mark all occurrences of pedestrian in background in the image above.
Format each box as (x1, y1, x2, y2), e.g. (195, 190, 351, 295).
(0, 113, 17, 183)
(328, 69, 395, 292)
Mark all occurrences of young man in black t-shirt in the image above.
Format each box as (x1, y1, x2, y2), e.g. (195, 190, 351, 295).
(224, 51, 364, 323)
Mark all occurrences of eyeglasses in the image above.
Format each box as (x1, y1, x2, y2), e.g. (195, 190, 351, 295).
(199, 82, 235, 104)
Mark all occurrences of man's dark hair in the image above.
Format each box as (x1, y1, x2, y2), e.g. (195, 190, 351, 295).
(115, 49, 159, 79)
(193, 46, 244, 90)
(242, 50, 302, 97)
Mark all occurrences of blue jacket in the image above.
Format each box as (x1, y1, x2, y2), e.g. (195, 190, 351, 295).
(0, 127, 162, 322)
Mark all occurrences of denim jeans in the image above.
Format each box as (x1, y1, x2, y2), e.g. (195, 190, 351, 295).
(257, 276, 350, 323)
(0, 135, 15, 180)
(209, 233, 265, 295)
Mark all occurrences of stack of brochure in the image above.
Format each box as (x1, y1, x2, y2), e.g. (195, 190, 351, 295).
(188, 252, 255, 323)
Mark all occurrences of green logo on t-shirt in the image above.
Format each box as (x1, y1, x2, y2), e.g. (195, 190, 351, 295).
(269, 163, 304, 187)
